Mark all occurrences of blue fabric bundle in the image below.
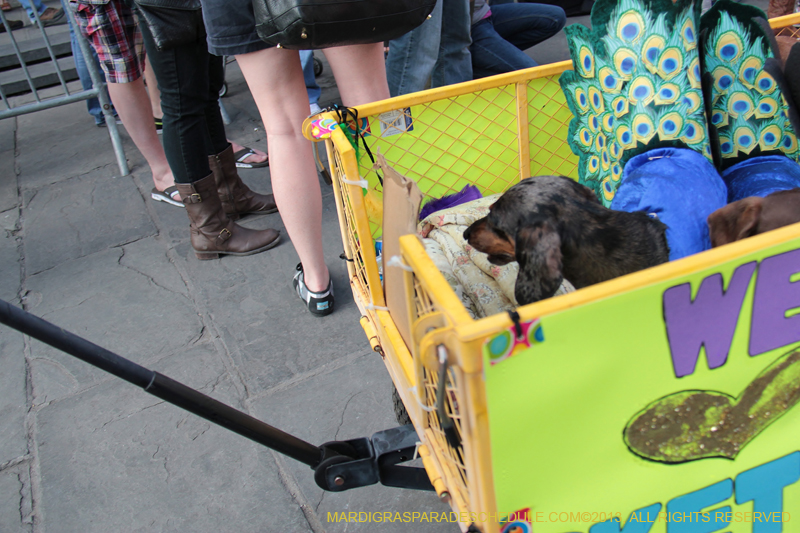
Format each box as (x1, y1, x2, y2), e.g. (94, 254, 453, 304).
(611, 148, 728, 261)
(721, 155, 800, 203)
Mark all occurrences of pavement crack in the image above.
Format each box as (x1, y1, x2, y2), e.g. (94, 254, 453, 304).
(270, 451, 327, 533)
(40, 295, 94, 318)
(314, 491, 326, 513)
(190, 326, 206, 346)
(17, 471, 28, 528)
(203, 372, 225, 393)
(116, 245, 190, 300)
(0, 455, 31, 473)
(191, 426, 210, 441)
(249, 351, 371, 403)
(334, 391, 365, 441)
(95, 401, 164, 431)
(25, 188, 38, 207)
(22, 328, 43, 532)
(162, 454, 171, 485)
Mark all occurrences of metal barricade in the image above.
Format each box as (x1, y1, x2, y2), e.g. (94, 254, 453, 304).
(0, 3, 128, 175)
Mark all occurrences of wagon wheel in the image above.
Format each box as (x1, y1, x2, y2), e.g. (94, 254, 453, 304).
(392, 384, 411, 426)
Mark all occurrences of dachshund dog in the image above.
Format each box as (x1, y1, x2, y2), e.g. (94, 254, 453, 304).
(707, 188, 800, 247)
(463, 176, 670, 305)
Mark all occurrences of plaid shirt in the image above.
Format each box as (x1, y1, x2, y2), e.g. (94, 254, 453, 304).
(71, 0, 144, 83)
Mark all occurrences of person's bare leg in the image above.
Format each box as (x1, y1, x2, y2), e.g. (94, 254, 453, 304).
(236, 44, 389, 292)
(236, 48, 328, 291)
(107, 78, 174, 192)
(322, 44, 390, 106)
(144, 55, 163, 120)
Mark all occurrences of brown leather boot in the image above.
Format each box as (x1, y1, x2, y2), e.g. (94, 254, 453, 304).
(177, 174, 280, 260)
(209, 145, 278, 219)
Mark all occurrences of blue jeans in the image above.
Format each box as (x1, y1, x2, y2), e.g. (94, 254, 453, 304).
(300, 50, 320, 106)
(18, 0, 46, 21)
(470, 3, 565, 79)
(68, 19, 108, 123)
(385, 0, 472, 97)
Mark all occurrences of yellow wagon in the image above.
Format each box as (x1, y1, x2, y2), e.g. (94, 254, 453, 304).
(3, 12, 797, 533)
(308, 14, 800, 533)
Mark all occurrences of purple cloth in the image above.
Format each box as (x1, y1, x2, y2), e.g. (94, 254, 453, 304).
(419, 185, 483, 220)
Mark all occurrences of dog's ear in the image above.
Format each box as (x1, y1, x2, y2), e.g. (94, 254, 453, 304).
(464, 217, 516, 264)
(707, 197, 763, 247)
(514, 222, 563, 305)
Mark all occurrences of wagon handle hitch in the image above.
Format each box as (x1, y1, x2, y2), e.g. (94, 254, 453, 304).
(0, 299, 433, 493)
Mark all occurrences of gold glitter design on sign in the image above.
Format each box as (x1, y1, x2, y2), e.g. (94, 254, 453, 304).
(625, 349, 800, 464)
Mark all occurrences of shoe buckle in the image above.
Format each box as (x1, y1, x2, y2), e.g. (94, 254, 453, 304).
(188, 193, 202, 203)
(217, 228, 232, 243)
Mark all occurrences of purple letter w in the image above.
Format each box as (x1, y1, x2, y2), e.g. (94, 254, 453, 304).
(663, 262, 757, 378)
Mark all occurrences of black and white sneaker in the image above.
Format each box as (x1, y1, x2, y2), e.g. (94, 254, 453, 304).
(293, 263, 334, 317)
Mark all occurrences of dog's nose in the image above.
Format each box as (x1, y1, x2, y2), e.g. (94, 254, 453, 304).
(463, 225, 472, 240)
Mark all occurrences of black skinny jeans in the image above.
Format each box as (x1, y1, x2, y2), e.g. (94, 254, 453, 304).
(139, 20, 228, 184)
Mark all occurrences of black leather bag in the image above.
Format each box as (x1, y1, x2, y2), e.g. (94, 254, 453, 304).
(253, 0, 437, 50)
(134, 0, 204, 51)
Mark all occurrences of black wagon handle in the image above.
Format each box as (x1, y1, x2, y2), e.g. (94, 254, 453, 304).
(0, 299, 435, 494)
(0, 299, 323, 468)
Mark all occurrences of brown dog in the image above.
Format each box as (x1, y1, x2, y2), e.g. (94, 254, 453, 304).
(463, 176, 670, 305)
(707, 188, 800, 247)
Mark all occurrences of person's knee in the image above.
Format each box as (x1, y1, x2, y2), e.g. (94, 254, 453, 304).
(551, 6, 566, 31)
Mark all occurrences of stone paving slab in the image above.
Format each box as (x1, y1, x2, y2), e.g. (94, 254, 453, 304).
(21, 171, 157, 275)
(14, 103, 128, 190)
(176, 192, 368, 397)
(34, 340, 311, 532)
(24, 242, 202, 405)
(249, 352, 455, 533)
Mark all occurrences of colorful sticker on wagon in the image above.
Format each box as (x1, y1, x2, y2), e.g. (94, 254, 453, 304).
(379, 108, 414, 137)
(309, 117, 340, 140)
(500, 508, 532, 533)
(483, 318, 544, 366)
(345, 117, 371, 138)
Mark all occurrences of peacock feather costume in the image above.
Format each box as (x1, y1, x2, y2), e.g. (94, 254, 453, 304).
(700, 0, 800, 170)
(559, 0, 711, 206)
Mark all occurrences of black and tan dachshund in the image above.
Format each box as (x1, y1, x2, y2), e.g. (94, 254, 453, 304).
(463, 175, 670, 305)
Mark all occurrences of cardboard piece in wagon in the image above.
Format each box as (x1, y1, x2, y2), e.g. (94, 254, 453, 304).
(378, 152, 423, 349)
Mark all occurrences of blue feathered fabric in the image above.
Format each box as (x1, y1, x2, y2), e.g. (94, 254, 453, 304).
(721, 155, 800, 203)
(611, 148, 728, 261)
